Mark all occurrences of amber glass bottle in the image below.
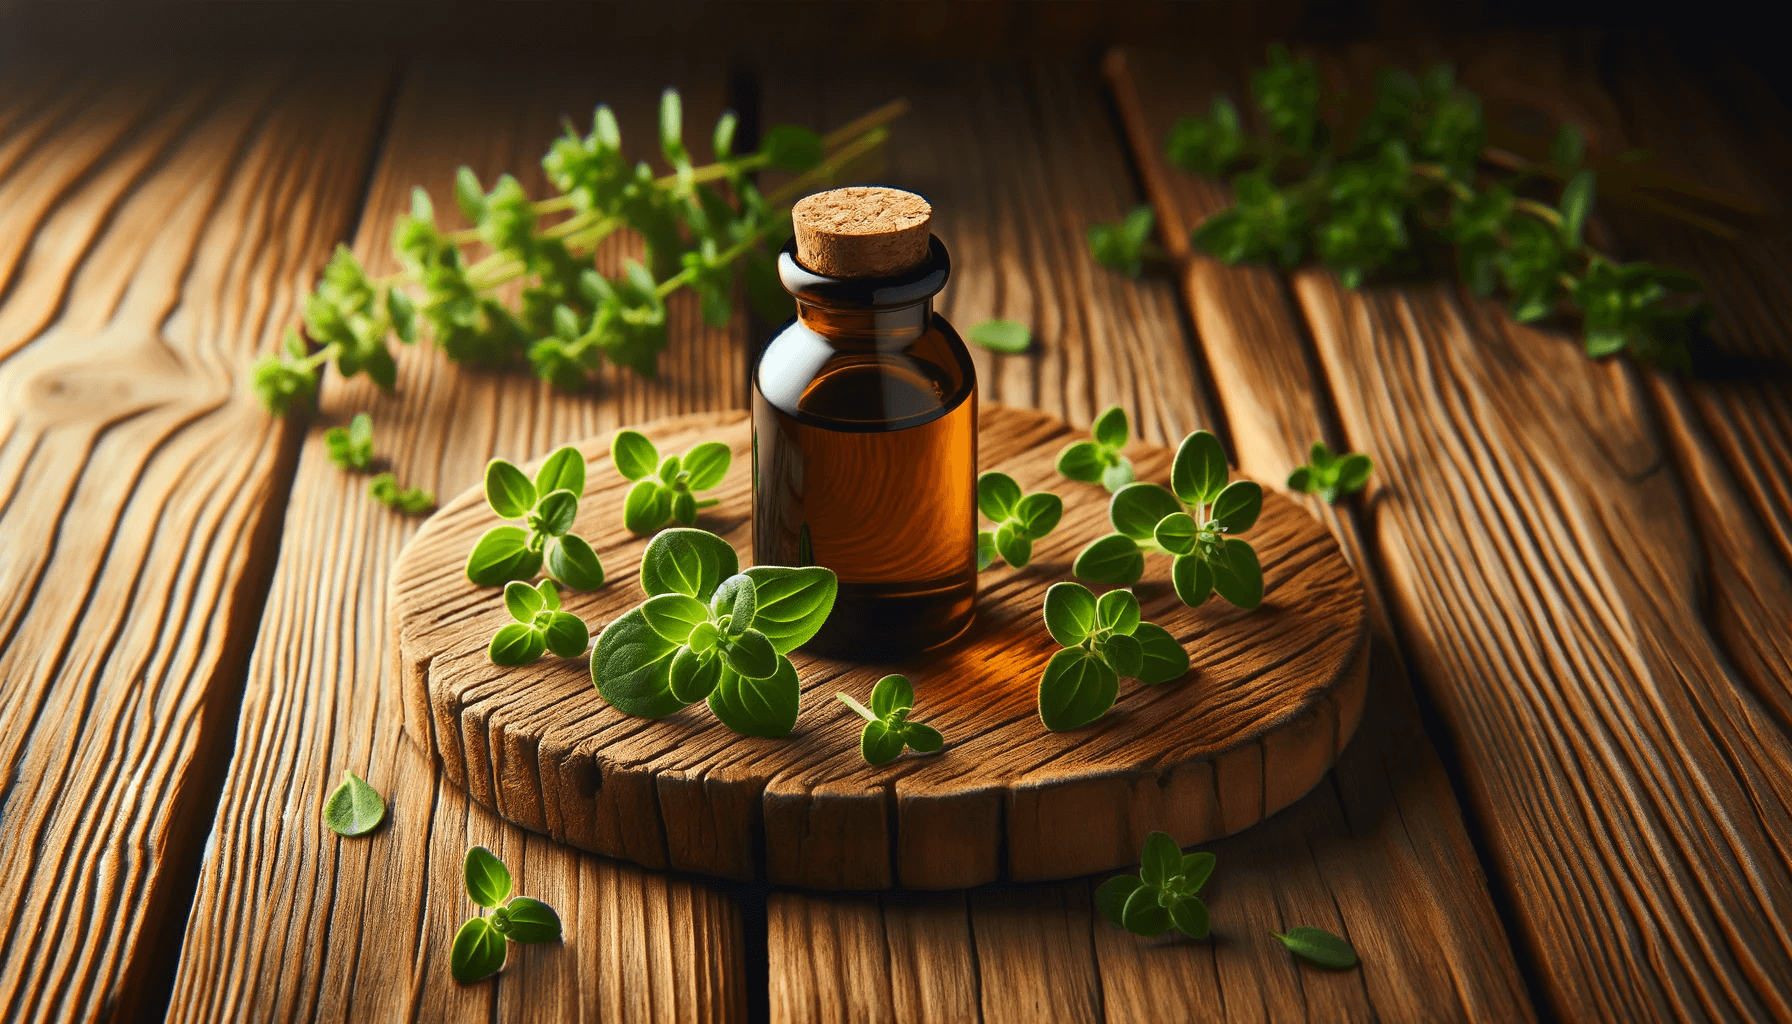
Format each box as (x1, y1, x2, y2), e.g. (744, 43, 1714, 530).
(752, 188, 977, 659)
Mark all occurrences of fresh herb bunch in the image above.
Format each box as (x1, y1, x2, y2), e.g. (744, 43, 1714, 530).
(1074, 430, 1264, 611)
(1038, 582, 1189, 731)
(977, 471, 1063, 570)
(452, 846, 562, 983)
(590, 528, 838, 737)
(1272, 926, 1359, 968)
(1091, 45, 1709, 367)
(325, 412, 375, 471)
(611, 430, 729, 532)
(322, 770, 385, 837)
(251, 93, 906, 414)
(966, 318, 1032, 354)
(466, 447, 605, 591)
(1095, 831, 1215, 940)
(837, 674, 944, 765)
(1287, 441, 1373, 503)
(369, 472, 435, 514)
(488, 580, 590, 666)
(1057, 405, 1136, 493)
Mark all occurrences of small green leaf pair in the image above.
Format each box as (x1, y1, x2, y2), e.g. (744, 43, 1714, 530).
(325, 412, 375, 471)
(1056, 405, 1135, 493)
(368, 472, 435, 515)
(591, 529, 838, 737)
(1038, 582, 1190, 731)
(837, 675, 944, 765)
(966, 318, 1032, 354)
(1096, 831, 1215, 939)
(1095, 834, 1361, 967)
(976, 471, 1063, 570)
(451, 846, 562, 983)
(1074, 430, 1265, 611)
(1286, 441, 1374, 503)
(612, 430, 730, 533)
(323, 769, 385, 837)
(1086, 206, 1157, 278)
(488, 580, 590, 666)
(466, 446, 605, 591)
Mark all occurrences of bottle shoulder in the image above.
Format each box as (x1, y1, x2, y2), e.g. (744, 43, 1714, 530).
(755, 312, 976, 429)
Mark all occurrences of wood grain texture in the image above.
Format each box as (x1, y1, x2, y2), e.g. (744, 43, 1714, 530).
(0, 63, 388, 1021)
(1102, 44, 1538, 1023)
(1134, 37, 1792, 1023)
(761, 57, 1530, 1024)
(167, 63, 752, 1022)
(1592, 35, 1792, 741)
(394, 407, 1368, 889)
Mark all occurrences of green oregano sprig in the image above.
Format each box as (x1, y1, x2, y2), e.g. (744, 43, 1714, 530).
(1286, 441, 1373, 503)
(1095, 831, 1215, 940)
(837, 675, 944, 765)
(611, 429, 730, 533)
(1073, 430, 1264, 611)
(976, 471, 1063, 570)
(488, 580, 590, 666)
(369, 472, 435, 514)
(1057, 405, 1135, 493)
(1038, 582, 1189, 731)
(465, 446, 605, 591)
(451, 846, 562, 983)
(1091, 45, 1713, 368)
(252, 93, 907, 414)
(590, 528, 838, 737)
(325, 412, 375, 471)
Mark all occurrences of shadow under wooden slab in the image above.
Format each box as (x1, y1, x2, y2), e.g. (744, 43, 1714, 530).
(0, 61, 390, 1021)
(165, 60, 754, 1022)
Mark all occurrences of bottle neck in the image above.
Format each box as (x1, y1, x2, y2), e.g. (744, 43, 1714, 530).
(795, 298, 933, 349)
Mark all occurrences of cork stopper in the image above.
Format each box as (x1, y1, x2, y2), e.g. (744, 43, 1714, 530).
(791, 186, 932, 278)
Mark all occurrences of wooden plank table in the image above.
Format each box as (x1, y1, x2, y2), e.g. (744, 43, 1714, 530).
(0, 28, 1788, 1023)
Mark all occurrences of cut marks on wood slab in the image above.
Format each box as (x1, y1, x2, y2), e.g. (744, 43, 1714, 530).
(392, 405, 1369, 889)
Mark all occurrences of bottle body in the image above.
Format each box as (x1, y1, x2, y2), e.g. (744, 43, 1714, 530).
(752, 237, 977, 659)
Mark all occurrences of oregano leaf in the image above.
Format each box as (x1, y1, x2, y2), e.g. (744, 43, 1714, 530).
(741, 565, 838, 653)
(463, 846, 512, 908)
(967, 318, 1032, 354)
(1073, 534, 1145, 586)
(1272, 926, 1359, 969)
(498, 896, 563, 944)
(612, 430, 659, 481)
(707, 654, 801, 737)
(534, 446, 587, 498)
(541, 612, 590, 658)
(322, 769, 386, 837)
(466, 526, 543, 587)
(1037, 646, 1119, 731)
(450, 917, 507, 983)
(545, 533, 605, 591)
(484, 459, 537, 519)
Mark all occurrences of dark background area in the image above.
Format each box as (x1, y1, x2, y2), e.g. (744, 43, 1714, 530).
(0, 0, 1778, 86)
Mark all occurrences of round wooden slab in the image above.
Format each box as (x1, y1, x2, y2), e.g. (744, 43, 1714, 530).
(391, 406, 1368, 890)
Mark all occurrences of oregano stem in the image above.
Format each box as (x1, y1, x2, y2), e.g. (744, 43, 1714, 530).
(458, 125, 889, 298)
